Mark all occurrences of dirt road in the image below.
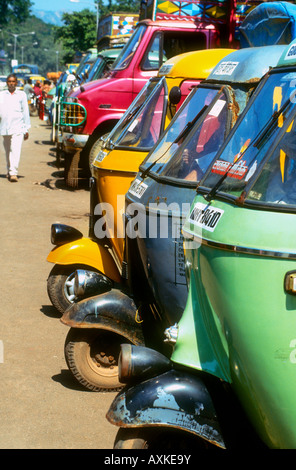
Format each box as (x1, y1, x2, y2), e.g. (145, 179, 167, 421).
(0, 116, 118, 449)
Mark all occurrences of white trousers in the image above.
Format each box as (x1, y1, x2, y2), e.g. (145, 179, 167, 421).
(3, 134, 24, 176)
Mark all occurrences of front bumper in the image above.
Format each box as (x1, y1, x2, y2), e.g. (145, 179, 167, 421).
(62, 132, 89, 152)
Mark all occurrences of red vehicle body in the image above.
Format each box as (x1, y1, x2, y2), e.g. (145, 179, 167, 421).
(60, 0, 257, 186)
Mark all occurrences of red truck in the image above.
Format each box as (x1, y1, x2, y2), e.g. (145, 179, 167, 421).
(60, 0, 258, 187)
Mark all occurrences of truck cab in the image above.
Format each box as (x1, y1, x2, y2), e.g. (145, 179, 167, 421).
(60, 1, 237, 186)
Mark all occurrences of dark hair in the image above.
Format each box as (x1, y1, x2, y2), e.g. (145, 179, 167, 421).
(27, 78, 32, 84)
(6, 73, 17, 81)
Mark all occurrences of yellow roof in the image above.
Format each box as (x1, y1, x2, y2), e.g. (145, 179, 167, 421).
(158, 48, 236, 80)
(27, 74, 46, 82)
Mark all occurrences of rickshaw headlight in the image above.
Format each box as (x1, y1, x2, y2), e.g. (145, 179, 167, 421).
(118, 344, 171, 384)
(284, 271, 296, 294)
(74, 269, 112, 297)
(50, 223, 83, 246)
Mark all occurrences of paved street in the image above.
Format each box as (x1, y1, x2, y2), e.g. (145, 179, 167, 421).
(0, 116, 118, 449)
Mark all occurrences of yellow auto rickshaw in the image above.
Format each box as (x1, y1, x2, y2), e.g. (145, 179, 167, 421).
(47, 49, 234, 315)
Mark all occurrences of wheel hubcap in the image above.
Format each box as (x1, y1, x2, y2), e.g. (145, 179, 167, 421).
(87, 333, 122, 377)
(64, 273, 76, 303)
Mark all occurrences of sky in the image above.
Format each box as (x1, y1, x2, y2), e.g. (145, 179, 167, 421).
(31, 0, 98, 13)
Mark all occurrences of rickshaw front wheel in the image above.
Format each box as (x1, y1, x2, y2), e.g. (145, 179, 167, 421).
(64, 328, 128, 392)
(47, 263, 98, 314)
(114, 428, 213, 450)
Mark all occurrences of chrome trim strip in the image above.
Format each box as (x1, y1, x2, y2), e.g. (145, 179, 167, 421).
(183, 229, 296, 259)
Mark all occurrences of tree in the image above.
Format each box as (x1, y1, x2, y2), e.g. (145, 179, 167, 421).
(0, 0, 33, 27)
(54, 0, 140, 62)
(53, 10, 97, 63)
(1, 15, 64, 76)
(109, 0, 140, 13)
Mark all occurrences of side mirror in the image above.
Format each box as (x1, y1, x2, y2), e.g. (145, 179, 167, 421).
(169, 86, 182, 105)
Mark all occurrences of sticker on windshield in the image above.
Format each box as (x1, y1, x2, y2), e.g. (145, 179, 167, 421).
(213, 61, 239, 76)
(189, 202, 224, 232)
(95, 149, 108, 163)
(129, 178, 148, 198)
(211, 159, 248, 179)
(209, 99, 226, 117)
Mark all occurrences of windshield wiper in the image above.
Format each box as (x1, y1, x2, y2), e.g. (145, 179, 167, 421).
(253, 97, 291, 148)
(140, 104, 208, 179)
(205, 96, 292, 201)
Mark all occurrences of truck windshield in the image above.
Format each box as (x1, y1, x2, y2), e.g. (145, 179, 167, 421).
(106, 77, 164, 148)
(115, 77, 167, 150)
(111, 25, 146, 70)
(86, 56, 105, 81)
(75, 51, 96, 77)
(200, 71, 296, 208)
(139, 85, 227, 181)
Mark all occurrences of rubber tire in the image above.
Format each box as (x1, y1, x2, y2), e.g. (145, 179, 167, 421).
(114, 428, 150, 449)
(47, 263, 96, 314)
(88, 133, 109, 169)
(64, 149, 81, 188)
(114, 428, 213, 450)
(64, 328, 127, 392)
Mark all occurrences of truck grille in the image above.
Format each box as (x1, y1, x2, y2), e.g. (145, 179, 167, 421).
(60, 101, 86, 127)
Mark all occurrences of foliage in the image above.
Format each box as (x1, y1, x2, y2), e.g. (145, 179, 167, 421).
(0, 0, 141, 75)
(0, 0, 33, 27)
(0, 15, 62, 76)
(53, 10, 97, 64)
(106, 0, 141, 13)
(54, 0, 140, 63)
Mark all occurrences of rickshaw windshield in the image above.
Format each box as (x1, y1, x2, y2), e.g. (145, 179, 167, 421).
(245, 118, 296, 208)
(115, 77, 167, 150)
(201, 71, 296, 204)
(105, 78, 163, 148)
(140, 85, 221, 177)
(111, 25, 146, 71)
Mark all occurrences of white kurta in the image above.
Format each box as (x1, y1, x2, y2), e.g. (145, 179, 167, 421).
(0, 89, 31, 176)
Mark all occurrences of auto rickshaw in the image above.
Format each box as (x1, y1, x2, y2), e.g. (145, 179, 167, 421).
(47, 48, 232, 315)
(106, 39, 296, 449)
(50, 49, 236, 392)
(59, 45, 286, 393)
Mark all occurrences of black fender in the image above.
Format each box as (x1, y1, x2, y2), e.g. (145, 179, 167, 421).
(60, 289, 145, 346)
(106, 369, 226, 449)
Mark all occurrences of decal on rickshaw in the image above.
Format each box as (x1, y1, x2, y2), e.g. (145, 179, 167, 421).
(95, 149, 108, 163)
(212, 61, 239, 76)
(208, 99, 226, 117)
(211, 159, 248, 179)
(210, 138, 250, 179)
(284, 43, 296, 60)
(129, 178, 148, 198)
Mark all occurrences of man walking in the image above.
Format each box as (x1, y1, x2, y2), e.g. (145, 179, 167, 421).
(0, 73, 31, 182)
(23, 78, 34, 100)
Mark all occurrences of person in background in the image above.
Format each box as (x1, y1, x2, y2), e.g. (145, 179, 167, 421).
(41, 80, 51, 99)
(33, 80, 42, 96)
(23, 78, 34, 100)
(0, 73, 31, 182)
